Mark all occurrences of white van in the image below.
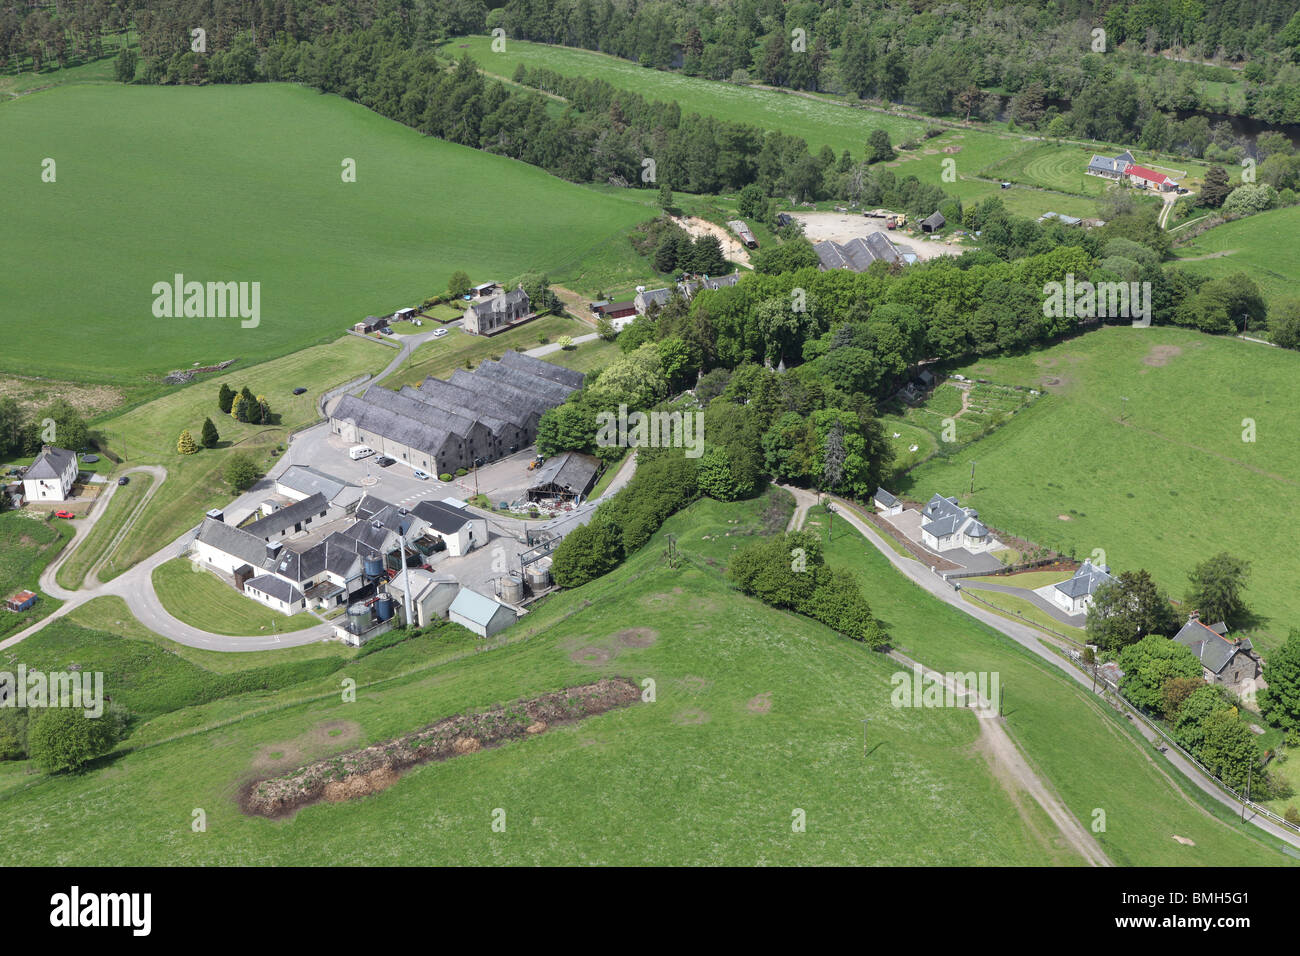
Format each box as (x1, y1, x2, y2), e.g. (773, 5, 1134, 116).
(349, 445, 374, 460)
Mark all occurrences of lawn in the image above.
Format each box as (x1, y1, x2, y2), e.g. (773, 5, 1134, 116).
(0, 83, 654, 382)
(0, 492, 1073, 866)
(959, 589, 1086, 641)
(451, 36, 927, 156)
(964, 570, 1072, 589)
(541, 337, 621, 376)
(385, 315, 591, 390)
(902, 325, 1300, 656)
(0, 512, 73, 641)
(151, 558, 321, 637)
(881, 380, 1038, 477)
(1171, 205, 1300, 310)
(815, 506, 1292, 866)
(55, 472, 154, 590)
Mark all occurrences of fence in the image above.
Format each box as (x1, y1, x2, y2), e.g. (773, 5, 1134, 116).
(959, 586, 1083, 647)
(1070, 649, 1300, 837)
(943, 558, 1066, 581)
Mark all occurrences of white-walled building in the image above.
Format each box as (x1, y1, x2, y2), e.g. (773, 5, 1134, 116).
(919, 494, 999, 553)
(449, 587, 517, 638)
(1050, 560, 1115, 615)
(22, 446, 78, 502)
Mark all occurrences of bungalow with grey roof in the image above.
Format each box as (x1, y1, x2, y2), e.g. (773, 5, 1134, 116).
(1050, 560, 1115, 615)
(919, 494, 998, 553)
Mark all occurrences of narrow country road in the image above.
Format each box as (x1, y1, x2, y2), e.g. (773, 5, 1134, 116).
(783, 484, 1111, 866)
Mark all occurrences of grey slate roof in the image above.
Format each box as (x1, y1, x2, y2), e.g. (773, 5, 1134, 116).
(920, 493, 985, 539)
(412, 499, 474, 535)
(921, 211, 946, 230)
(873, 487, 898, 507)
(196, 517, 269, 568)
(242, 493, 329, 540)
(814, 234, 901, 272)
(1172, 619, 1250, 675)
(332, 393, 453, 460)
(499, 349, 584, 390)
(245, 574, 303, 605)
(1054, 560, 1115, 600)
(472, 360, 575, 406)
(528, 452, 600, 497)
(276, 465, 354, 502)
(1087, 153, 1129, 175)
(467, 287, 530, 318)
(26, 446, 77, 480)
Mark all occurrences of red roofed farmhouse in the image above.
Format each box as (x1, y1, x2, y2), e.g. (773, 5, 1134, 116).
(1125, 164, 1178, 191)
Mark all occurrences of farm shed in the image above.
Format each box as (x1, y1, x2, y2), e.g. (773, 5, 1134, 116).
(527, 451, 601, 503)
(353, 315, 388, 334)
(449, 587, 518, 638)
(5, 590, 37, 612)
(920, 211, 946, 233)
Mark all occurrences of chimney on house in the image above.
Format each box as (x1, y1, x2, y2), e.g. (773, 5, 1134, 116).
(205, 509, 224, 523)
(1189, 609, 1200, 622)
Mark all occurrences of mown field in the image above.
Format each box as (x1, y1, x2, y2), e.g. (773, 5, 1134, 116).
(0, 82, 654, 382)
(451, 36, 928, 155)
(151, 559, 321, 636)
(0, 492, 1072, 865)
(814, 503, 1289, 866)
(0, 512, 72, 641)
(54, 472, 154, 590)
(903, 326, 1300, 656)
(1171, 206, 1300, 309)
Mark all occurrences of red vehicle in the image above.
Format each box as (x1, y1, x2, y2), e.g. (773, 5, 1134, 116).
(54, 510, 75, 519)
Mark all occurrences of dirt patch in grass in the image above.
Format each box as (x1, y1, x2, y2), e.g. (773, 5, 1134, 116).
(241, 679, 640, 819)
(747, 692, 773, 714)
(1142, 344, 1182, 367)
(615, 627, 658, 648)
(1172, 834, 1196, 846)
(1057, 514, 1072, 521)
(674, 709, 711, 725)
(679, 675, 713, 694)
(570, 646, 613, 666)
(251, 720, 361, 773)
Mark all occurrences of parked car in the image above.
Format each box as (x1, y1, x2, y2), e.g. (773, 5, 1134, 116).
(432, 328, 449, 338)
(54, 510, 75, 519)
(412, 469, 430, 480)
(118, 476, 130, 486)
(374, 455, 395, 467)
(292, 387, 308, 395)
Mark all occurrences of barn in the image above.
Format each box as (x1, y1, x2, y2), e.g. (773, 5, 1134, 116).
(527, 452, 601, 503)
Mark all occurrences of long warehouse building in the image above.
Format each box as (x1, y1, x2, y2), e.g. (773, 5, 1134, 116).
(329, 350, 583, 476)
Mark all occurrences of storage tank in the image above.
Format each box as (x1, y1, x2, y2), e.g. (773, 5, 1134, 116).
(375, 594, 395, 622)
(500, 575, 524, 604)
(363, 553, 384, 580)
(526, 565, 551, 590)
(347, 603, 371, 632)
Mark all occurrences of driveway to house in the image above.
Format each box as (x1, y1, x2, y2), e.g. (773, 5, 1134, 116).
(798, 485, 1300, 852)
(526, 333, 600, 357)
(959, 579, 1087, 629)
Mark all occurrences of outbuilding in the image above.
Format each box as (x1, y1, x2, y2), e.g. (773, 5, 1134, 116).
(449, 587, 518, 638)
(920, 211, 946, 233)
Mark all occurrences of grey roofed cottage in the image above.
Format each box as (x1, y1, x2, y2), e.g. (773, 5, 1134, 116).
(1171, 616, 1261, 689)
(244, 574, 304, 607)
(920, 211, 946, 233)
(634, 287, 673, 315)
(411, 498, 474, 535)
(25, 446, 77, 480)
(1050, 559, 1116, 615)
(463, 286, 531, 335)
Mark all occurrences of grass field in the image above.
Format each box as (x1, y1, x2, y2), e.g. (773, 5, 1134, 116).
(0, 512, 72, 640)
(964, 570, 1072, 589)
(815, 505, 1291, 865)
(881, 380, 1037, 477)
(0, 491, 1081, 865)
(1171, 206, 1300, 309)
(902, 326, 1300, 656)
(54, 473, 154, 590)
(960, 589, 1086, 640)
(451, 36, 928, 156)
(0, 83, 654, 382)
(151, 559, 321, 636)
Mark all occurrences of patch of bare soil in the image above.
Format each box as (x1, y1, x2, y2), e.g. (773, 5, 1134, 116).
(1057, 514, 1072, 521)
(241, 679, 640, 819)
(747, 692, 773, 715)
(942, 145, 962, 154)
(1142, 344, 1182, 367)
(251, 720, 362, 773)
(674, 709, 711, 725)
(679, 675, 713, 694)
(570, 646, 613, 666)
(1172, 834, 1196, 846)
(615, 627, 658, 648)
